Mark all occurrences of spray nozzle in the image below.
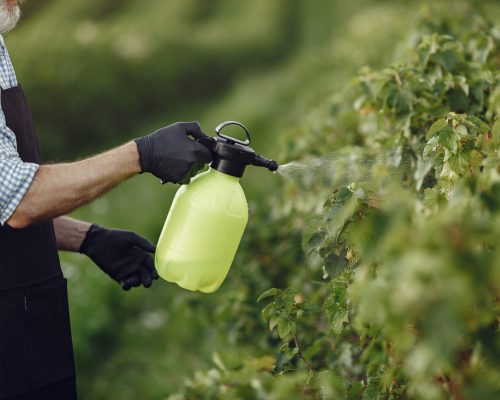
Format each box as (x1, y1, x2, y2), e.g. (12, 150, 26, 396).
(252, 155, 279, 172)
(197, 121, 279, 178)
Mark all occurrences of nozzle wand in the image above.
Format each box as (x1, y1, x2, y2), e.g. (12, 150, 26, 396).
(252, 154, 279, 172)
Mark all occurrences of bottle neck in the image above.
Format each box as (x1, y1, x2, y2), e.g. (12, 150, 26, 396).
(209, 167, 241, 181)
(210, 157, 247, 178)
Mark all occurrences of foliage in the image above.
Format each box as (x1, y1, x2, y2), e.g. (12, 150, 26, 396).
(43, 1, 416, 398)
(9, 0, 500, 398)
(170, 2, 500, 399)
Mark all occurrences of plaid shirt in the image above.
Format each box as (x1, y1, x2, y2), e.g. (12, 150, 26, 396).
(0, 35, 39, 225)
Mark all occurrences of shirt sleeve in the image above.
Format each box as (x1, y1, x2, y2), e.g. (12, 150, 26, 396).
(0, 103, 39, 225)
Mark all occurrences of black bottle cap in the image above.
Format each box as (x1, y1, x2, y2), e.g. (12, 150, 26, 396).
(198, 121, 279, 178)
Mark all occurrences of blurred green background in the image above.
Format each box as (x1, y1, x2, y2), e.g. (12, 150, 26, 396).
(6, 0, 497, 398)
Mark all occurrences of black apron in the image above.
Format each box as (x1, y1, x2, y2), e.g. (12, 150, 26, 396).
(0, 85, 76, 399)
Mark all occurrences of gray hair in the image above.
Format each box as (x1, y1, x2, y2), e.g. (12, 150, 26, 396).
(0, 1, 21, 34)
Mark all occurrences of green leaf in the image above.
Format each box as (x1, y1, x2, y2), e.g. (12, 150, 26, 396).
(492, 120, 500, 146)
(277, 318, 295, 338)
(324, 278, 349, 335)
(261, 303, 274, 321)
(426, 118, 447, 140)
(280, 342, 299, 360)
(431, 45, 462, 72)
(323, 253, 349, 278)
(302, 229, 326, 254)
(438, 126, 457, 152)
(348, 381, 365, 400)
(331, 310, 349, 336)
(448, 152, 470, 174)
(258, 288, 279, 302)
(269, 316, 280, 332)
(362, 376, 381, 400)
(454, 124, 468, 137)
(469, 150, 484, 174)
(446, 87, 469, 113)
(386, 88, 413, 117)
(414, 157, 434, 190)
(468, 115, 489, 133)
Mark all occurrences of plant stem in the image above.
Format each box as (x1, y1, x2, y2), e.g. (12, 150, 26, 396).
(293, 334, 313, 370)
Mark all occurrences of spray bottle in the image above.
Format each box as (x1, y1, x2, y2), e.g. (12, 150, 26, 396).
(155, 121, 278, 293)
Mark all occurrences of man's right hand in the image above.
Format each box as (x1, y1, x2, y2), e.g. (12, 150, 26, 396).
(8, 122, 212, 229)
(134, 122, 213, 185)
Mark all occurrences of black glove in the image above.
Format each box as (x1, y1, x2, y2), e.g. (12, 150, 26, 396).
(79, 224, 159, 291)
(134, 122, 213, 185)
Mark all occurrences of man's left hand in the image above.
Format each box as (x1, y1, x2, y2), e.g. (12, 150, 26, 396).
(79, 225, 159, 290)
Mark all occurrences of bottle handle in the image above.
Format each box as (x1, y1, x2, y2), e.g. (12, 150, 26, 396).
(215, 121, 251, 145)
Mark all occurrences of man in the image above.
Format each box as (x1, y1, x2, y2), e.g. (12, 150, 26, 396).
(0, 1, 212, 399)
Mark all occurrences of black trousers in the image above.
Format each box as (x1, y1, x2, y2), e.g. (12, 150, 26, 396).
(8, 376, 77, 400)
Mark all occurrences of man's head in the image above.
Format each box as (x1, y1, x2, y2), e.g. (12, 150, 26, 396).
(0, 0, 21, 34)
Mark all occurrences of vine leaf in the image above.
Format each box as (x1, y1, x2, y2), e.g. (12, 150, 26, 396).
(258, 288, 279, 302)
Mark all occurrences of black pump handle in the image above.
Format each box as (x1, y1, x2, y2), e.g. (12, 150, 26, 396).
(215, 121, 251, 145)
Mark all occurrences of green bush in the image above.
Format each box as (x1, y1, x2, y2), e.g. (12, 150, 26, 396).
(10, 1, 499, 398)
(170, 2, 500, 399)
